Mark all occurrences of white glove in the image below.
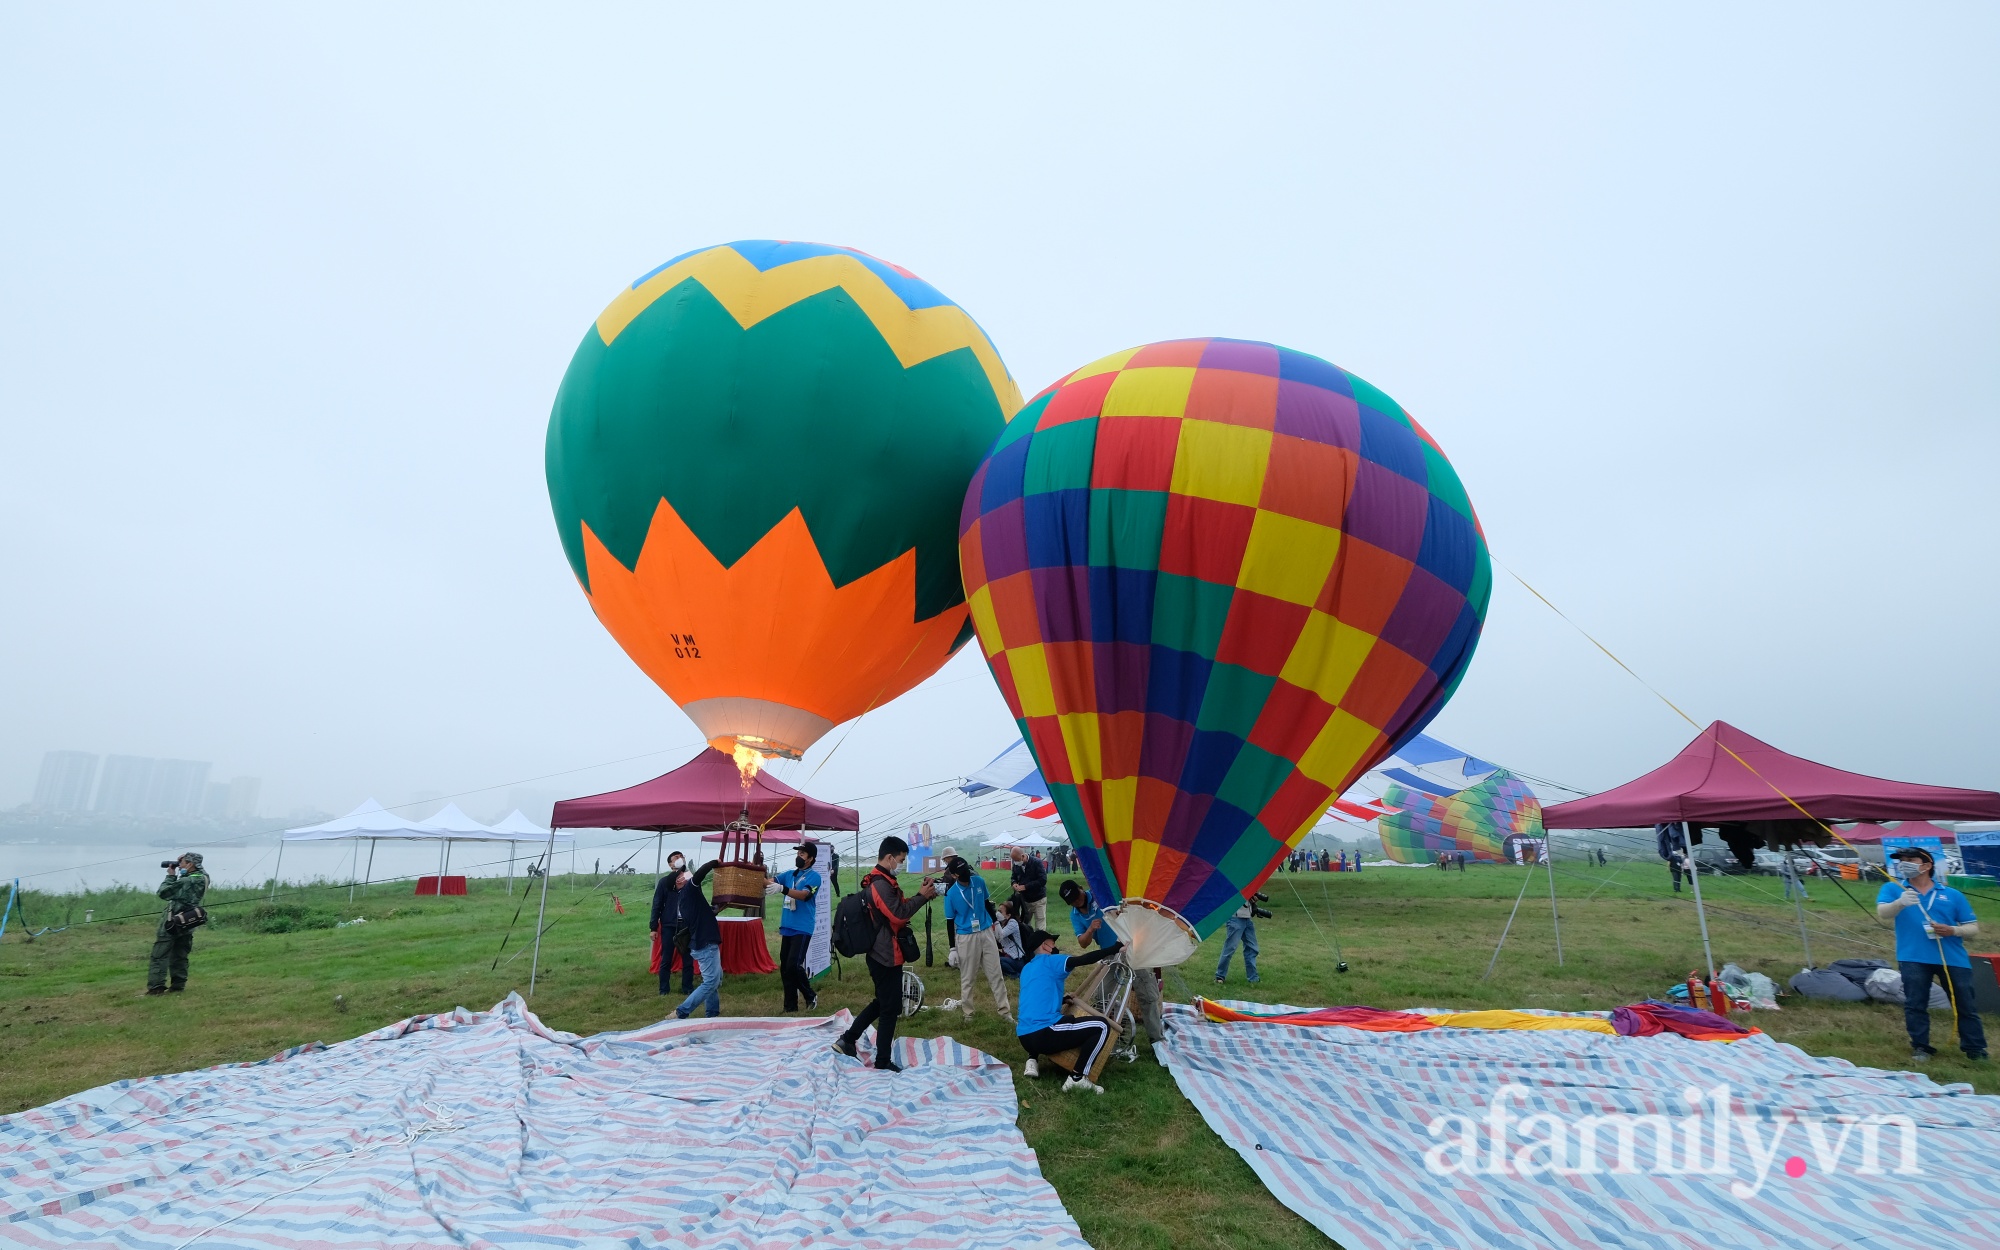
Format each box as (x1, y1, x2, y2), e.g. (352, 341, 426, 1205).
(946, 948, 960, 968)
(1898, 889, 1920, 909)
(764, 880, 781, 896)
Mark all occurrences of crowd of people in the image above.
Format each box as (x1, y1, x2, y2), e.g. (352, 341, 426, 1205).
(1280, 847, 1366, 872)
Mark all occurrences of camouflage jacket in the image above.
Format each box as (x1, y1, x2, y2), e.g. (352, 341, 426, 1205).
(156, 870, 209, 937)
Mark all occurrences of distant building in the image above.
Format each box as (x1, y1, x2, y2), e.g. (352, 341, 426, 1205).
(225, 776, 259, 818)
(32, 751, 99, 812)
(147, 760, 212, 817)
(96, 755, 158, 815)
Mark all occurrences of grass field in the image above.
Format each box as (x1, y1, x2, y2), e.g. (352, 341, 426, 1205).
(1, 861, 1994, 1249)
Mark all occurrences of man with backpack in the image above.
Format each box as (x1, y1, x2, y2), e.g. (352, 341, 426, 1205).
(833, 836, 937, 1071)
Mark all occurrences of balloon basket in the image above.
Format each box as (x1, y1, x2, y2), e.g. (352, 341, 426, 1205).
(712, 862, 768, 913)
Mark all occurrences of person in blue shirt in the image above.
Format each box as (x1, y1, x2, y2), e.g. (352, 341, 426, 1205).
(1876, 846, 1986, 1064)
(943, 858, 1011, 1023)
(1059, 879, 1111, 948)
(771, 842, 822, 1013)
(1015, 928, 1122, 1094)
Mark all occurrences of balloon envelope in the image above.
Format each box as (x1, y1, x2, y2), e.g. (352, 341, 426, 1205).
(957, 339, 1489, 962)
(1376, 768, 1543, 864)
(548, 241, 1020, 759)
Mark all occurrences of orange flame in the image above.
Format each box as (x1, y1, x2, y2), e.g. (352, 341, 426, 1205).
(732, 741, 765, 791)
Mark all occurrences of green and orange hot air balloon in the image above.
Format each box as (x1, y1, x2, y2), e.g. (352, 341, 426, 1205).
(547, 241, 1020, 764)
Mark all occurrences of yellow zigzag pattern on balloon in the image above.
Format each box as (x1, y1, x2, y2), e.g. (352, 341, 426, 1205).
(593, 246, 1021, 411)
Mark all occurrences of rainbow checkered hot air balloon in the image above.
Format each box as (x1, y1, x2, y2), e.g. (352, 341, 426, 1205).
(1377, 769, 1544, 864)
(547, 241, 1020, 762)
(957, 339, 1490, 965)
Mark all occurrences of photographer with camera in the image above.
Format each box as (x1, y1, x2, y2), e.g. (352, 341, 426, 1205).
(834, 836, 937, 1072)
(1213, 891, 1271, 986)
(145, 853, 210, 996)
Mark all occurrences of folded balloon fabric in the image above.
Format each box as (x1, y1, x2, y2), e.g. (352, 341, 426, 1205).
(1611, 999, 1761, 1042)
(1196, 997, 1755, 1041)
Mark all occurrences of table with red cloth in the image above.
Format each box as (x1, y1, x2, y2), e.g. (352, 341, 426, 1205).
(415, 876, 467, 896)
(648, 915, 776, 976)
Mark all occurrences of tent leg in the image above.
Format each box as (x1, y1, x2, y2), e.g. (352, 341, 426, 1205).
(349, 840, 360, 904)
(1683, 822, 1717, 981)
(364, 839, 376, 897)
(1482, 860, 1539, 981)
(509, 846, 515, 895)
(1545, 834, 1562, 967)
(438, 838, 447, 888)
(530, 832, 555, 998)
(1786, 858, 1813, 968)
(270, 839, 285, 902)
(656, 832, 662, 876)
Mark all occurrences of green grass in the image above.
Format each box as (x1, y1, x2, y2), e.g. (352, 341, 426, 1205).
(0, 864, 1993, 1249)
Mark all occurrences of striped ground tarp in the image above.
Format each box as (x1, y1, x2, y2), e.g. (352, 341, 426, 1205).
(1160, 1000, 2000, 1250)
(0, 994, 1090, 1249)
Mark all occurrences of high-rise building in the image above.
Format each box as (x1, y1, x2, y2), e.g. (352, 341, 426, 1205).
(225, 776, 260, 819)
(96, 755, 158, 815)
(147, 760, 212, 817)
(31, 751, 99, 812)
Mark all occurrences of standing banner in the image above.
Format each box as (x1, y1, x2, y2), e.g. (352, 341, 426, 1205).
(807, 867, 832, 980)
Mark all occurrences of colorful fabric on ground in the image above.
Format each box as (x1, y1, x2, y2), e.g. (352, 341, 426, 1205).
(1420, 1009, 1617, 1035)
(1612, 1000, 1761, 1042)
(547, 240, 1021, 760)
(1197, 998, 1438, 1032)
(1377, 767, 1542, 864)
(1161, 1002, 2000, 1250)
(0, 995, 1087, 1249)
(958, 339, 1492, 942)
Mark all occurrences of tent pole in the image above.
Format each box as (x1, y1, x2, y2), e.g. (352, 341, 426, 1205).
(1481, 859, 1539, 981)
(270, 838, 285, 902)
(1683, 822, 1717, 980)
(349, 839, 360, 904)
(1545, 832, 1562, 967)
(656, 832, 662, 876)
(437, 838, 447, 887)
(530, 831, 555, 998)
(1786, 856, 1813, 969)
(363, 839, 376, 897)
(509, 844, 515, 894)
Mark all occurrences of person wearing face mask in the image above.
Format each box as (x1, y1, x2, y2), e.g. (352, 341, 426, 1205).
(943, 857, 1010, 1023)
(833, 836, 938, 1072)
(650, 852, 692, 997)
(773, 842, 823, 1012)
(1877, 846, 1986, 1064)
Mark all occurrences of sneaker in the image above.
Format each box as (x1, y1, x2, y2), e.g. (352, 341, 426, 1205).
(141, 988, 166, 997)
(875, 1058, 903, 1073)
(1023, 1058, 1039, 1078)
(675, 1007, 691, 1021)
(1062, 1075, 1104, 1095)
(1214, 975, 1225, 984)
(1911, 1049, 1934, 1065)
(804, 994, 819, 1011)
(833, 1037, 858, 1060)
(167, 987, 185, 993)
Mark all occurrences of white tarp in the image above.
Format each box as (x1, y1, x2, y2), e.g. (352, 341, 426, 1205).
(0, 995, 1090, 1249)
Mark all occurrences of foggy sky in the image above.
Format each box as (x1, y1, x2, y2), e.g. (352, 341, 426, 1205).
(2, 5, 1995, 832)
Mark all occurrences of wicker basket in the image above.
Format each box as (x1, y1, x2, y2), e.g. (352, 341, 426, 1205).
(711, 861, 768, 913)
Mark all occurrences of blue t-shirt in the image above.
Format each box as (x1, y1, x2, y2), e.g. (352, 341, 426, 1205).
(945, 877, 992, 933)
(1070, 903, 1111, 948)
(1016, 952, 1072, 1034)
(1877, 880, 1975, 968)
(774, 867, 821, 937)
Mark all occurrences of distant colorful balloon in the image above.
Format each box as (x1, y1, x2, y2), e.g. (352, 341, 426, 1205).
(548, 241, 1021, 760)
(1376, 768, 1543, 864)
(958, 339, 1490, 963)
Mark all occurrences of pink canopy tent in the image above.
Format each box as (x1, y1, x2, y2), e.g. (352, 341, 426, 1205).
(551, 749, 860, 832)
(1543, 721, 2000, 828)
(1831, 821, 1957, 844)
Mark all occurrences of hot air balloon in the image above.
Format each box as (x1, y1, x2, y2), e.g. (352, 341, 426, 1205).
(957, 339, 1489, 964)
(547, 241, 1021, 764)
(1376, 768, 1543, 864)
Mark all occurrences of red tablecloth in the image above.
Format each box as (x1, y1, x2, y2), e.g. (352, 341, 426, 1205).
(415, 875, 467, 896)
(649, 918, 775, 975)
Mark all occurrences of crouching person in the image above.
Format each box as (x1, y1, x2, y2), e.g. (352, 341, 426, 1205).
(1015, 928, 1122, 1095)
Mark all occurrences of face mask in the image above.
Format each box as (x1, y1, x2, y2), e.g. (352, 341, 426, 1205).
(668, 860, 684, 874)
(795, 856, 809, 870)
(1892, 860, 1924, 880)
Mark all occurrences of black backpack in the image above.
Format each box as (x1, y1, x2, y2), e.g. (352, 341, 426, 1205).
(833, 889, 878, 958)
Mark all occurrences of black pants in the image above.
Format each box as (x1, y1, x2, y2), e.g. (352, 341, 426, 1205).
(147, 931, 193, 990)
(780, 933, 816, 1010)
(660, 930, 693, 994)
(1668, 859, 1685, 892)
(1019, 1014, 1110, 1079)
(1901, 962, 1989, 1057)
(840, 957, 902, 1065)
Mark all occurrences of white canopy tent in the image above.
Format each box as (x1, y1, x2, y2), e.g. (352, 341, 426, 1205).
(980, 829, 1064, 849)
(283, 801, 572, 900)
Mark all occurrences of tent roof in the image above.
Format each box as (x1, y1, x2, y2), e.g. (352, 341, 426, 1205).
(550, 749, 860, 832)
(1835, 821, 1957, 844)
(284, 800, 573, 843)
(1542, 722, 2000, 828)
(960, 741, 1049, 800)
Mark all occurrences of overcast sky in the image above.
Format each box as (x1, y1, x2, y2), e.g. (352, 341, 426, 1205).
(2, 4, 1994, 830)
